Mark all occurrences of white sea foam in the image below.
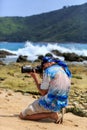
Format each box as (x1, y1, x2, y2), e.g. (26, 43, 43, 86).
(14, 41, 87, 60)
(0, 41, 87, 62)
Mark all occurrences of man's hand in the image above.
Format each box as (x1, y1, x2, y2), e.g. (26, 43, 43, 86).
(30, 72, 37, 79)
(30, 72, 47, 96)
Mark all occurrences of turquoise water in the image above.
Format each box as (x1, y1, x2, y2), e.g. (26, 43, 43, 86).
(0, 41, 87, 52)
(0, 42, 25, 51)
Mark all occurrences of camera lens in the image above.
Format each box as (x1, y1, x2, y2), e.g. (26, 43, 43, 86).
(21, 65, 33, 73)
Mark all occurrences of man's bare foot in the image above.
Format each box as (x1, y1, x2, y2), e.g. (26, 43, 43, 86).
(50, 112, 62, 124)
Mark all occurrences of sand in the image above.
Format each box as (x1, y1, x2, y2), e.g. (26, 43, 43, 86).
(0, 88, 87, 130)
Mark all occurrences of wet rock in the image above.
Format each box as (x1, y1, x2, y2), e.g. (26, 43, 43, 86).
(51, 50, 63, 56)
(51, 49, 87, 62)
(63, 52, 83, 61)
(16, 55, 28, 62)
(0, 50, 15, 58)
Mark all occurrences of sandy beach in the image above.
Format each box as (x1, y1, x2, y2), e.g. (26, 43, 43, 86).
(0, 88, 87, 130)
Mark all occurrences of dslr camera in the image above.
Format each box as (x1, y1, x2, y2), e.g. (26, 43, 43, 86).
(21, 65, 43, 74)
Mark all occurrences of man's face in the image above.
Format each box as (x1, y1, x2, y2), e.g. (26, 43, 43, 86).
(43, 62, 55, 70)
(42, 62, 50, 70)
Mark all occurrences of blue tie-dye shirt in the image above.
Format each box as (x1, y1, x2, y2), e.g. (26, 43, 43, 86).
(39, 64, 71, 112)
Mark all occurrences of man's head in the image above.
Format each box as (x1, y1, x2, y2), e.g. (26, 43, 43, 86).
(41, 56, 56, 70)
(41, 56, 72, 78)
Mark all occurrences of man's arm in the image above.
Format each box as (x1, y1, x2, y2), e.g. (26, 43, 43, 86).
(30, 72, 48, 96)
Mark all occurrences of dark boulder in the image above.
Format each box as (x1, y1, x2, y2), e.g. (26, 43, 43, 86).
(63, 53, 81, 61)
(63, 53, 87, 62)
(16, 55, 28, 62)
(51, 50, 63, 56)
(0, 50, 15, 58)
(51, 49, 87, 62)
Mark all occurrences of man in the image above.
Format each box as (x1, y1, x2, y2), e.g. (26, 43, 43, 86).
(19, 56, 71, 123)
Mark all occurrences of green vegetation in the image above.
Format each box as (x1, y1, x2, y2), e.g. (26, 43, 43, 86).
(0, 3, 87, 43)
(0, 62, 87, 92)
(72, 75, 82, 79)
(0, 63, 40, 93)
(66, 107, 86, 117)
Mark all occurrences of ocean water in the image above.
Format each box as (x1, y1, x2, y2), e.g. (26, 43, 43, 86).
(0, 41, 87, 63)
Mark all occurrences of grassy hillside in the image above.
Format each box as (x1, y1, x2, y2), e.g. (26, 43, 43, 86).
(0, 3, 87, 43)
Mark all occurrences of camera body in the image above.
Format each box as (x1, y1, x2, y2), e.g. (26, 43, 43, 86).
(21, 65, 43, 74)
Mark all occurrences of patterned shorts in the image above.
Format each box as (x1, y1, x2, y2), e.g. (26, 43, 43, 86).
(22, 99, 52, 117)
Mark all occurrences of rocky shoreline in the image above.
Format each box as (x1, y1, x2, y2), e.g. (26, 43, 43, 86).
(0, 50, 87, 65)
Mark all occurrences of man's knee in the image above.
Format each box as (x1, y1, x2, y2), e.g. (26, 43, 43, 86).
(19, 112, 25, 120)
